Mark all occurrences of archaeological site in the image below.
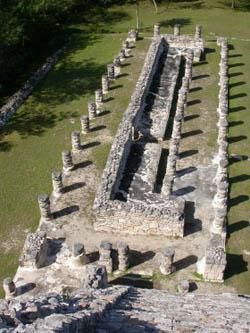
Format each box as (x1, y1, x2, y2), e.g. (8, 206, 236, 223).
(0, 19, 249, 333)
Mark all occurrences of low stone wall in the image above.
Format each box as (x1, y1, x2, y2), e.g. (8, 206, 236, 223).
(163, 34, 204, 62)
(94, 197, 185, 237)
(0, 48, 63, 128)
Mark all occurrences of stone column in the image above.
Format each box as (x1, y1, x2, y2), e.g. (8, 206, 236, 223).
(213, 181, 228, 209)
(122, 41, 130, 57)
(177, 280, 190, 294)
(185, 61, 193, 81)
(62, 150, 74, 173)
(195, 25, 202, 39)
(38, 194, 51, 221)
(102, 74, 109, 94)
(113, 57, 121, 78)
(117, 242, 129, 271)
(88, 101, 97, 120)
(214, 159, 228, 185)
(172, 114, 183, 139)
(127, 29, 138, 43)
(71, 131, 81, 152)
(71, 243, 89, 267)
(107, 64, 115, 80)
(159, 247, 175, 275)
(52, 171, 63, 197)
(3, 278, 16, 299)
(95, 89, 103, 114)
(119, 49, 126, 62)
(202, 245, 227, 282)
(182, 76, 190, 92)
(154, 23, 160, 37)
(99, 241, 113, 273)
(211, 205, 227, 234)
(80, 116, 90, 134)
(173, 24, 180, 36)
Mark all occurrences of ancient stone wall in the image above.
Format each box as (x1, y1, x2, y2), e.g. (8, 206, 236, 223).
(0, 48, 63, 128)
(93, 30, 204, 237)
(197, 37, 229, 282)
(93, 37, 190, 237)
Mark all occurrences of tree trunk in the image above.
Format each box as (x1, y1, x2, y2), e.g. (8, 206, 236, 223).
(136, 0, 140, 30)
(152, 0, 158, 13)
(231, 0, 235, 9)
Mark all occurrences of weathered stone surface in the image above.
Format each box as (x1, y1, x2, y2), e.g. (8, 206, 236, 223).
(81, 265, 108, 289)
(19, 231, 48, 269)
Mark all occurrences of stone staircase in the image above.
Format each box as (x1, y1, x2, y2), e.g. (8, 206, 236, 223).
(95, 287, 250, 332)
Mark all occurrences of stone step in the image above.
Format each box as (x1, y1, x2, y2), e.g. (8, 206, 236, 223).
(95, 288, 250, 332)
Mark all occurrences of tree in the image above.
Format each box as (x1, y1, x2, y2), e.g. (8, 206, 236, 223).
(135, 0, 158, 30)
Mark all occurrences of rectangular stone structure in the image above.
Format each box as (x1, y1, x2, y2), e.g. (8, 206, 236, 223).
(93, 34, 204, 237)
(19, 231, 48, 269)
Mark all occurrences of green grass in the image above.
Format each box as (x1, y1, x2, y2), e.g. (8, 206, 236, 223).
(0, 0, 249, 296)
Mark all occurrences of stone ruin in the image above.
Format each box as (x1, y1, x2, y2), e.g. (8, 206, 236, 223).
(93, 27, 204, 238)
(0, 25, 249, 332)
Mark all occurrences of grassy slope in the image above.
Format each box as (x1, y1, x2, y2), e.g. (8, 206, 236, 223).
(0, 1, 249, 295)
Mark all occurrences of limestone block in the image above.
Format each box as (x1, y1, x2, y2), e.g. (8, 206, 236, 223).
(19, 231, 48, 269)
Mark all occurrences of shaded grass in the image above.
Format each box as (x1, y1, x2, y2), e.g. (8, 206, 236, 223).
(225, 40, 250, 294)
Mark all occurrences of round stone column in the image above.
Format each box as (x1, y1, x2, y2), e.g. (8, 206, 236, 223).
(95, 89, 103, 114)
(38, 194, 51, 221)
(195, 25, 202, 39)
(102, 75, 109, 95)
(80, 116, 90, 134)
(159, 247, 175, 275)
(117, 242, 130, 271)
(71, 243, 89, 267)
(154, 23, 160, 37)
(52, 171, 63, 197)
(88, 101, 97, 120)
(211, 205, 227, 234)
(99, 241, 113, 273)
(62, 150, 74, 173)
(119, 49, 126, 62)
(71, 131, 81, 152)
(173, 24, 180, 36)
(107, 64, 115, 80)
(113, 57, 121, 78)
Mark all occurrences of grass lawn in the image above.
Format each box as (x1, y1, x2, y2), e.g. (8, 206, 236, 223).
(0, 0, 249, 296)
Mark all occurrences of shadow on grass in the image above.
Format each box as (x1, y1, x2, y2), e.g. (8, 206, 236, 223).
(229, 106, 246, 113)
(179, 149, 198, 159)
(228, 195, 249, 208)
(0, 57, 109, 151)
(229, 174, 250, 184)
(181, 129, 203, 139)
(160, 18, 191, 27)
(184, 114, 200, 121)
(228, 120, 244, 127)
(228, 135, 247, 144)
(227, 220, 249, 235)
(225, 254, 248, 280)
